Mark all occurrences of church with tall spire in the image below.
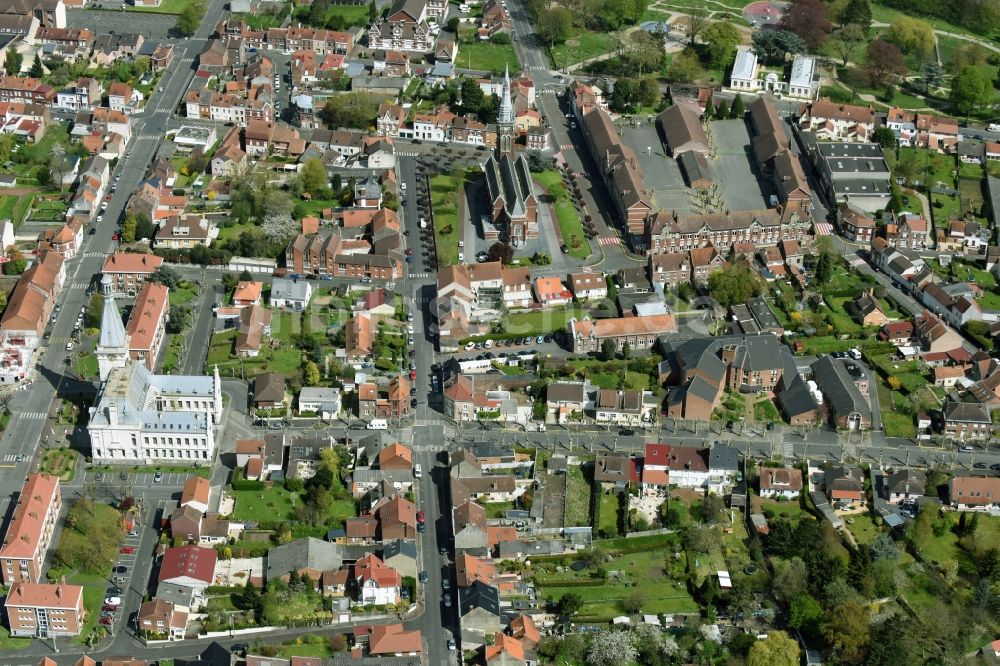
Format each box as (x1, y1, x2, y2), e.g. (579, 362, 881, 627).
(482, 66, 539, 247)
(89, 288, 223, 465)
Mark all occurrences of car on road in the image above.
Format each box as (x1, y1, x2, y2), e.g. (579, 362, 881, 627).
(65, 342, 73, 351)
(102, 604, 118, 612)
(448, 639, 457, 650)
(417, 521, 426, 532)
(973, 462, 988, 469)
(409, 369, 417, 380)
(458, 252, 464, 262)
(14, 454, 25, 462)
(560, 243, 569, 253)
(153, 471, 163, 483)
(112, 232, 120, 240)
(620, 428, 635, 436)
(232, 643, 249, 654)
(991, 463, 1000, 471)
(104, 597, 121, 606)
(410, 387, 417, 396)
(443, 593, 452, 607)
(99, 616, 113, 626)
(442, 578, 451, 591)
(410, 398, 418, 408)
(419, 571, 429, 583)
(416, 510, 425, 523)
(120, 547, 134, 554)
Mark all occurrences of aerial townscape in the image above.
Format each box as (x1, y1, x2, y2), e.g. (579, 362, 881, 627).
(0, 0, 999, 662)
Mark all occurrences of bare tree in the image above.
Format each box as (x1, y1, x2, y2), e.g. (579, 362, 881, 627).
(687, 6, 710, 47)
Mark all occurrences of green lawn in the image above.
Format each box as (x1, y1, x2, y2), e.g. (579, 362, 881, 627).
(430, 173, 462, 266)
(169, 283, 199, 306)
(564, 464, 592, 527)
(75, 353, 98, 380)
(533, 170, 591, 259)
(597, 491, 620, 536)
(293, 2, 368, 26)
(535, 547, 698, 619)
(564, 359, 650, 391)
(456, 42, 520, 74)
(845, 513, 881, 546)
(753, 398, 780, 423)
(0, 194, 33, 226)
(877, 383, 917, 438)
(504, 306, 584, 337)
(0, 627, 30, 650)
(216, 222, 258, 243)
(128, 0, 196, 13)
(231, 486, 355, 524)
(549, 31, 619, 68)
(483, 501, 515, 518)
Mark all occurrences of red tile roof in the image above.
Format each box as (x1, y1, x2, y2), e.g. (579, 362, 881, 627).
(158, 545, 216, 584)
(0, 474, 59, 560)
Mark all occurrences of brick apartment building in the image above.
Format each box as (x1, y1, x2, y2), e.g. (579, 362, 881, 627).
(0, 474, 61, 585)
(5, 582, 84, 638)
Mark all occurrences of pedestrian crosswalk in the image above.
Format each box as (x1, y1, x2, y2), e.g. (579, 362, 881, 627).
(136, 134, 162, 141)
(407, 272, 430, 278)
(18, 412, 46, 420)
(814, 221, 834, 236)
(525, 65, 547, 71)
(559, 143, 574, 150)
(847, 256, 866, 269)
(398, 151, 419, 157)
(83, 251, 107, 258)
(598, 236, 621, 246)
(0, 455, 17, 463)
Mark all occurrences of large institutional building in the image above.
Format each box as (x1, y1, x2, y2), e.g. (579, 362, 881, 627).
(88, 293, 222, 464)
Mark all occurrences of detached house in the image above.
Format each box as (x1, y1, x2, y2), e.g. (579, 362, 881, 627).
(354, 553, 401, 605)
(949, 476, 1000, 511)
(758, 466, 802, 499)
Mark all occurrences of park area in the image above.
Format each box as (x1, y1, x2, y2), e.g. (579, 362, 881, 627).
(430, 172, 467, 266)
(229, 484, 356, 527)
(456, 41, 519, 74)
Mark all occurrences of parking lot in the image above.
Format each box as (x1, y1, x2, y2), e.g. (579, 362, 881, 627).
(709, 119, 775, 213)
(100, 526, 143, 630)
(85, 469, 199, 488)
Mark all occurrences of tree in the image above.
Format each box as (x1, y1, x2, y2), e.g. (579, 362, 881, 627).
(950, 65, 997, 117)
(947, 42, 991, 75)
(621, 590, 644, 613)
(176, 0, 205, 36)
(121, 212, 138, 243)
(487, 242, 513, 265)
(167, 304, 189, 334)
(626, 31, 664, 76)
(85, 291, 103, 329)
(601, 339, 617, 361)
(5, 47, 22, 75)
(320, 92, 381, 130)
(236, 579, 262, 612)
(921, 61, 945, 93)
(149, 265, 182, 289)
(557, 592, 583, 618)
(751, 29, 807, 65)
(666, 47, 702, 83)
(295, 484, 333, 525)
(789, 594, 823, 637)
(701, 494, 724, 524)
(729, 93, 745, 118)
(865, 39, 907, 87)
(886, 17, 935, 60)
(686, 5, 710, 47)
(303, 361, 321, 387)
(368, 0, 377, 22)
(707, 264, 763, 307)
(871, 533, 901, 561)
(747, 631, 799, 666)
(838, 0, 872, 31)
(29, 53, 42, 77)
(537, 6, 573, 47)
(830, 24, 867, 66)
(300, 157, 328, 195)
(586, 630, 638, 666)
(780, 0, 832, 49)
(872, 125, 896, 148)
(702, 21, 741, 68)
(772, 556, 809, 602)
(2, 247, 25, 275)
(48, 143, 70, 192)
(823, 602, 869, 664)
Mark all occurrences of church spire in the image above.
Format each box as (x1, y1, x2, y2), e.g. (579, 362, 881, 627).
(498, 64, 514, 125)
(96, 276, 129, 382)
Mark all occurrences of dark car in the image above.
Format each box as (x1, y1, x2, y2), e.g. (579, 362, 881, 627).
(619, 428, 635, 436)
(560, 243, 569, 253)
(974, 462, 988, 469)
(89, 228, 96, 235)
(232, 643, 249, 654)
(410, 398, 418, 408)
(419, 571, 429, 583)
(112, 565, 127, 574)
(991, 463, 1000, 471)
(417, 521, 426, 533)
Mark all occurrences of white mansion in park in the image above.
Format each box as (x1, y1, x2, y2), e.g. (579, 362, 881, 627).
(727, 47, 821, 101)
(88, 294, 222, 464)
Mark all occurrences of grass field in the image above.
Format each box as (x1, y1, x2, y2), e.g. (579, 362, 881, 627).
(75, 353, 98, 380)
(534, 170, 591, 259)
(504, 306, 584, 337)
(0, 194, 33, 226)
(877, 383, 917, 438)
(564, 464, 592, 527)
(597, 491, 620, 536)
(128, 0, 196, 14)
(845, 513, 881, 546)
(564, 359, 650, 391)
(456, 42, 519, 74)
(169, 283, 199, 306)
(549, 31, 618, 68)
(753, 398, 780, 423)
(535, 548, 698, 619)
(231, 486, 355, 525)
(430, 173, 462, 266)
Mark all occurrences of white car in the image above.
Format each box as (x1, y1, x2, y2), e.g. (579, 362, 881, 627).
(96, 215, 104, 223)
(104, 597, 121, 606)
(484, 339, 494, 349)
(464, 342, 475, 351)
(458, 252, 464, 262)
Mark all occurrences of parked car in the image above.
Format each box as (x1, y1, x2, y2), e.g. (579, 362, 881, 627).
(104, 597, 121, 606)
(119, 547, 134, 554)
(416, 510, 425, 523)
